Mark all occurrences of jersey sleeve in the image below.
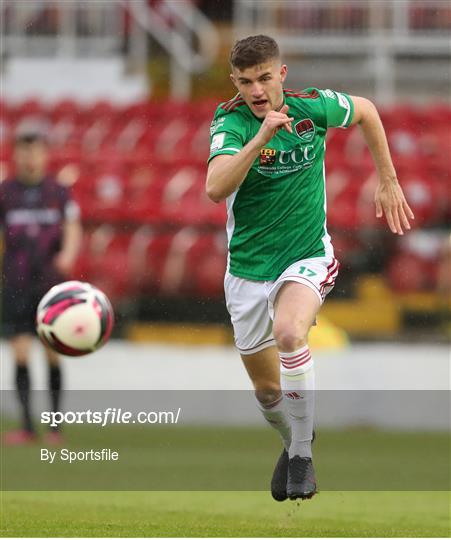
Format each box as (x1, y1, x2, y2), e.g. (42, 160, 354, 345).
(207, 107, 246, 163)
(318, 88, 354, 128)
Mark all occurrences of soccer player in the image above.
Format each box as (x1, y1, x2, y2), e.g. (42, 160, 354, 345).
(1, 120, 82, 445)
(206, 35, 414, 501)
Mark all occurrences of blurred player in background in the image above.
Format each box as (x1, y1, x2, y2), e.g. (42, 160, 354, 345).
(0, 121, 82, 445)
(206, 35, 414, 501)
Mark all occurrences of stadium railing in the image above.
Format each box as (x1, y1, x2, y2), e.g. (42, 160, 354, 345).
(233, 0, 451, 103)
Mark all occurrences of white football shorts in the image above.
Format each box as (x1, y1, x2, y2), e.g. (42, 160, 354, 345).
(224, 256, 339, 355)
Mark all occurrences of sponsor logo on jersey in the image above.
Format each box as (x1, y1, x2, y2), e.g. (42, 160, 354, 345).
(321, 89, 349, 111)
(322, 89, 336, 99)
(295, 118, 315, 142)
(210, 132, 225, 151)
(210, 117, 225, 135)
(336, 92, 350, 111)
(278, 145, 316, 165)
(256, 145, 317, 175)
(259, 148, 276, 165)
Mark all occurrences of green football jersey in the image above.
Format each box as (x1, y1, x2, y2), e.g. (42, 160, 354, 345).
(208, 87, 354, 281)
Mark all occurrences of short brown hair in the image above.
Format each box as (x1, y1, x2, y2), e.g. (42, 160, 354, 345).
(230, 35, 280, 70)
(14, 117, 49, 145)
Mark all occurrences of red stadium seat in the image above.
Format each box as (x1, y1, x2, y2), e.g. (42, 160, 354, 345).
(395, 165, 447, 226)
(11, 99, 46, 122)
(326, 167, 362, 229)
(153, 118, 191, 160)
(0, 100, 13, 123)
(155, 229, 227, 298)
(73, 159, 127, 223)
(140, 232, 176, 294)
(74, 227, 133, 302)
(85, 100, 116, 121)
(160, 165, 206, 226)
(386, 251, 440, 293)
(122, 160, 165, 224)
(49, 99, 81, 122)
(386, 230, 445, 292)
(185, 233, 227, 298)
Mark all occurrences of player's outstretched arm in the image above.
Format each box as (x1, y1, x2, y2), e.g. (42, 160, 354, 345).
(206, 106, 293, 203)
(350, 96, 414, 235)
(53, 219, 83, 276)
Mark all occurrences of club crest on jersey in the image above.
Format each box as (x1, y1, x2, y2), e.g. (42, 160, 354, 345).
(260, 148, 276, 165)
(295, 118, 315, 142)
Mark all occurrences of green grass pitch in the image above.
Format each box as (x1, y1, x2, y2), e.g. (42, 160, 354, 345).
(1, 425, 449, 536)
(1, 490, 449, 537)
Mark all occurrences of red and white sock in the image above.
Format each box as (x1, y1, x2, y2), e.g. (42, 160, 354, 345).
(256, 394, 291, 451)
(280, 345, 315, 459)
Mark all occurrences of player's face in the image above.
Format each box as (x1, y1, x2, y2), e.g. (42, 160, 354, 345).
(14, 140, 49, 183)
(230, 60, 287, 118)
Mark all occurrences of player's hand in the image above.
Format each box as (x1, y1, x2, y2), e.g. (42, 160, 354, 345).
(255, 104, 294, 146)
(374, 178, 415, 235)
(53, 251, 75, 276)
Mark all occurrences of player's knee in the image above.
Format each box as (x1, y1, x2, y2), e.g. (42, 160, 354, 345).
(13, 346, 30, 366)
(45, 346, 60, 366)
(254, 385, 282, 408)
(273, 323, 307, 352)
(14, 356, 29, 366)
(10, 335, 33, 364)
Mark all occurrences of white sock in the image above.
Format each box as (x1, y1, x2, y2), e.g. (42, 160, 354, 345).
(280, 345, 315, 459)
(256, 394, 291, 451)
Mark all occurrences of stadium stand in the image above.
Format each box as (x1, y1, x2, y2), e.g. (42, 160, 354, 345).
(0, 1, 449, 339)
(1, 98, 449, 309)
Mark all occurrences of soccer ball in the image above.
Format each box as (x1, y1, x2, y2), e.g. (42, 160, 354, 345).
(36, 281, 114, 356)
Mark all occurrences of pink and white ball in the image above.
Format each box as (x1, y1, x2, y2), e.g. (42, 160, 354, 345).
(36, 281, 114, 356)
